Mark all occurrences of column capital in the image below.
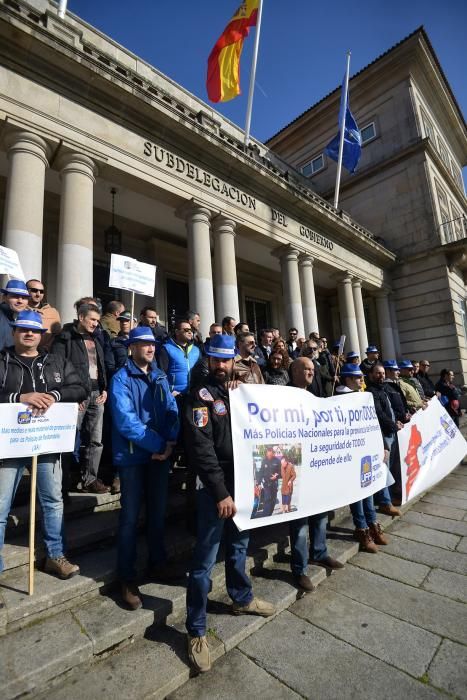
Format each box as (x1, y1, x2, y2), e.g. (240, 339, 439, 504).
(271, 244, 301, 263)
(332, 270, 353, 284)
(298, 252, 314, 268)
(351, 278, 363, 289)
(211, 214, 237, 237)
(3, 129, 51, 168)
(175, 197, 212, 224)
(56, 152, 97, 182)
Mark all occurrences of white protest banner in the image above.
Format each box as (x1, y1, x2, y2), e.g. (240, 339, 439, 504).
(0, 244, 25, 280)
(109, 254, 156, 297)
(398, 398, 467, 505)
(231, 384, 388, 531)
(0, 403, 78, 459)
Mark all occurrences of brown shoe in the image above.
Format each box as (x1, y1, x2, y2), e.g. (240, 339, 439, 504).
(309, 556, 344, 570)
(81, 479, 110, 494)
(147, 562, 187, 582)
(187, 635, 211, 673)
(353, 528, 378, 553)
(44, 556, 80, 580)
(121, 582, 142, 610)
(369, 522, 389, 545)
(293, 574, 316, 591)
(378, 503, 401, 517)
(232, 597, 276, 617)
(110, 477, 121, 495)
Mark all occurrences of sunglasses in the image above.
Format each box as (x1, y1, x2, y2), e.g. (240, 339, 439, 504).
(27, 288, 45, 294)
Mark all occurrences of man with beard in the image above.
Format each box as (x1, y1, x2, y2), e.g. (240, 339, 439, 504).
(0, 279, 30, 351)
(183, 334, 275, 673)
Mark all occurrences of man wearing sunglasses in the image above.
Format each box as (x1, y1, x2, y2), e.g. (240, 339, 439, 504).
(0, 279, 30, 351)
(26, 278, 61, 349)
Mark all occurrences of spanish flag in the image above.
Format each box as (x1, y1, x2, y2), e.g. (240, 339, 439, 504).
(207, 0, 259, 103)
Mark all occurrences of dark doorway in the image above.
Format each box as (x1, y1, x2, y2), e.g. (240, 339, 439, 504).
(245, 297, 272, 339)
(93, 260, 122, 310)
(166, 278, 189, 332)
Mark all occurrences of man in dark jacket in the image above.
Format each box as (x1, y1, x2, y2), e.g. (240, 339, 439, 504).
(383, 360, 411, 505)
(0, 279, 30, 351)
(360, 345, 379, 376)
(416, 360, 437, 398)
(0, 311, 86, 579)
(183, 334, 275, 673)
(50, 303, 108, 493)
(109, 327, 180, 610)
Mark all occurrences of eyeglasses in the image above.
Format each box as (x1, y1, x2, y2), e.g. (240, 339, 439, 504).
(27, 287, 44, 294)
(290, 332, 297, 336)
(180, 327, 193, 332)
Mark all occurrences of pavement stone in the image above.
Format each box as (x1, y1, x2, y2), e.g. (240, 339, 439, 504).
(388, 522, 461, 550)
(167, 648, 301, 700)
(441, 476, 467, 491)
(428, 638, 467, 700)
(384, 534, 467, 575)
(291, 587, 440, 677)
(422, 568, 467, 603)
(456, 536, 467, 553)
(411, 501, 466, 521)
(0, 611, 92, 700)
(324, 565, 467, 644)
(432, 486, 467, 501)
(350, 550, 430, 587)
(402, 510, 467, 536)
(239, 610, 444, 700)
(421, 493, 467, 510)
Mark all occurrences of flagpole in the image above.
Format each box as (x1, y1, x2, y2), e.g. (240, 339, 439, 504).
(333, 51, 351, 209)
(244, 0, 264, 148)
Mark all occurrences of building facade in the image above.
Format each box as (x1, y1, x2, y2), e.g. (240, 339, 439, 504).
(267, 28, 467, 382)
(0, 0, 430, 368)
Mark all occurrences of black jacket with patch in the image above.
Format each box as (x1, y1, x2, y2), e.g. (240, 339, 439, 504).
(50, 321, 106, 394)
(183, 379, 233, 503)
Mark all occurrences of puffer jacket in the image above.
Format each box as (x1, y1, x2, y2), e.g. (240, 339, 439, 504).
(158, 337, 201, 394)
(50, 321, 106, 394)
(109, 358, 179, 466)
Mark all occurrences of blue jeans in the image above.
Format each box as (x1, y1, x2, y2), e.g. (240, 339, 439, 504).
(373, 485, 392, 506)
(186, 488, 253, 637)
(289, 512, 328, 576)
(350, 495, 377, 529)
(77, 390, 104, 486)
(117, 459, 170, 581)
(0, 455, 64, 573)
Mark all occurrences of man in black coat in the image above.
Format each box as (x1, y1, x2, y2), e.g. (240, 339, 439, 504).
(0, 311, 86, 580)
(416, 360, 437, 398)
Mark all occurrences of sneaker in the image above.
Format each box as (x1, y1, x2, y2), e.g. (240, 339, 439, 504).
(309, 556, 345, 570)
(44, 556, 80, 580)
(121, 582, 142, 610)
(187, 635, 211, 673)
(81, 479, 110, 494)
(110, 477, 121, 495)
(378, 503, 401, 517)
(232, 597, 276, 617)
(369, 522, 389, 545)
(353, 528, 378, 553)
(293, 574, 316, 591)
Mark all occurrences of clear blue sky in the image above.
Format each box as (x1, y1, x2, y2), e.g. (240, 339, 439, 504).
(68, 0, 466, 147)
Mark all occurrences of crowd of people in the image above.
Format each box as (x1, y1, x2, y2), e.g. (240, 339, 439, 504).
(0, 276, 464, 673)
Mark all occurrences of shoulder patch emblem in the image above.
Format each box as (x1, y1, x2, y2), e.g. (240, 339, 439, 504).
(198, 387, 214, 402)
(53, 372, 62, 383)
(193, 407, 208, 428)
(213, 400, 227, 416)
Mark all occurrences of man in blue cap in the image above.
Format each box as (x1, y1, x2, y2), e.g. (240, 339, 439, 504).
(360, 345, 379, 376)
(383, 360, 411, 505)
(345, 351, 360, 365)
(0, 310, 87, 579)
(109, 327, 180, 610)
(0, 279, 30, 351)
(184, 334, 275, 673)
(398, 360, 425, 412)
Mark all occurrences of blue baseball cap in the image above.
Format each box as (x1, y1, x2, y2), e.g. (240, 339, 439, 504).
(383, 360, 399, 370)
(346, 351, 360, 360)
(206, 334, 236, 359)
(10, 310, 46, 333)
(366, 345, 379, 354)
(340, 363, 363, 377)
(124, 326, 156, 346)
(399, 359, 414, 369)
(1, 279, 29, 297)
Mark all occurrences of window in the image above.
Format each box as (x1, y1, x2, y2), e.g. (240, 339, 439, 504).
(450, 205, 464, 240)
(436, 183, 453, 242)
(460, 299, 467, 344)
(438, 137, 450, 167)
(420, 108, 434, 141)
(361, 122, 376, 144)
(302, 154, 324, 177)
(450, 160, 464, 192)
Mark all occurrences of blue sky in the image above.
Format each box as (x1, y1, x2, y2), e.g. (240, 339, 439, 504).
(68, 1, 466, 148)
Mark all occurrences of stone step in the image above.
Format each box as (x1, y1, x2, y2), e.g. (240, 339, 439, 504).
(20, 540, 357, 700)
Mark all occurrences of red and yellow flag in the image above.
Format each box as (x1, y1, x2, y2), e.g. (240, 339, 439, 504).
(207, 0, 259, 103)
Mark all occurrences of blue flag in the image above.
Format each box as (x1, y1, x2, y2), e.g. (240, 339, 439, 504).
(325, 79, 362, 174)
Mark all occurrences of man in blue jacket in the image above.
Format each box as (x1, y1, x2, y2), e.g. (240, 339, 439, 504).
(109, 327, 180, 610)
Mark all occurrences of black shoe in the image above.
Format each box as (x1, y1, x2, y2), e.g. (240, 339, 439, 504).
(121, 582, 142, 610)
(81, 479, 110, 494)
(293, 574, 315, 591)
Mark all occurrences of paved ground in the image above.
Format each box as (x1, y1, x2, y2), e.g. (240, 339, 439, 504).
(168, 463, 467, 700)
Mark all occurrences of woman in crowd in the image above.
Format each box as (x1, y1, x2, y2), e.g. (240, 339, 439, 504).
(436, 369, 463, 427)
(272, 337, 292, 367)
(263, 350, 290, 385)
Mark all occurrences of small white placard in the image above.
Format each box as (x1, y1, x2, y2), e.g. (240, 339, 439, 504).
(109, 254, 156, 297)
(0, 245, 25, 280)
(0, 403, 78, 458)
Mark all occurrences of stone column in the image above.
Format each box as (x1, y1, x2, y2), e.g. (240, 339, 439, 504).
(212, 215, 240, 322)
(182, 201, 215, 339)
(352, 278, 369, 357)
(375, 291, 397, 360)
(389, 295, 401, 358)
(298, 253, 319, 336)
(2, 130, 50, 280)
(336, 273, 360, 354)
(56, 153, 97, 323)
(273, 246, 304, 336)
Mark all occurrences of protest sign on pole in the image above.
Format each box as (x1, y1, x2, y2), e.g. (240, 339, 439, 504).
(230, 384, 388, 531)
(109, 254, 156, 297)
(397, 398, 467, 505)
(0, 403, 78, 595)
(0, 244, 25, 280)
